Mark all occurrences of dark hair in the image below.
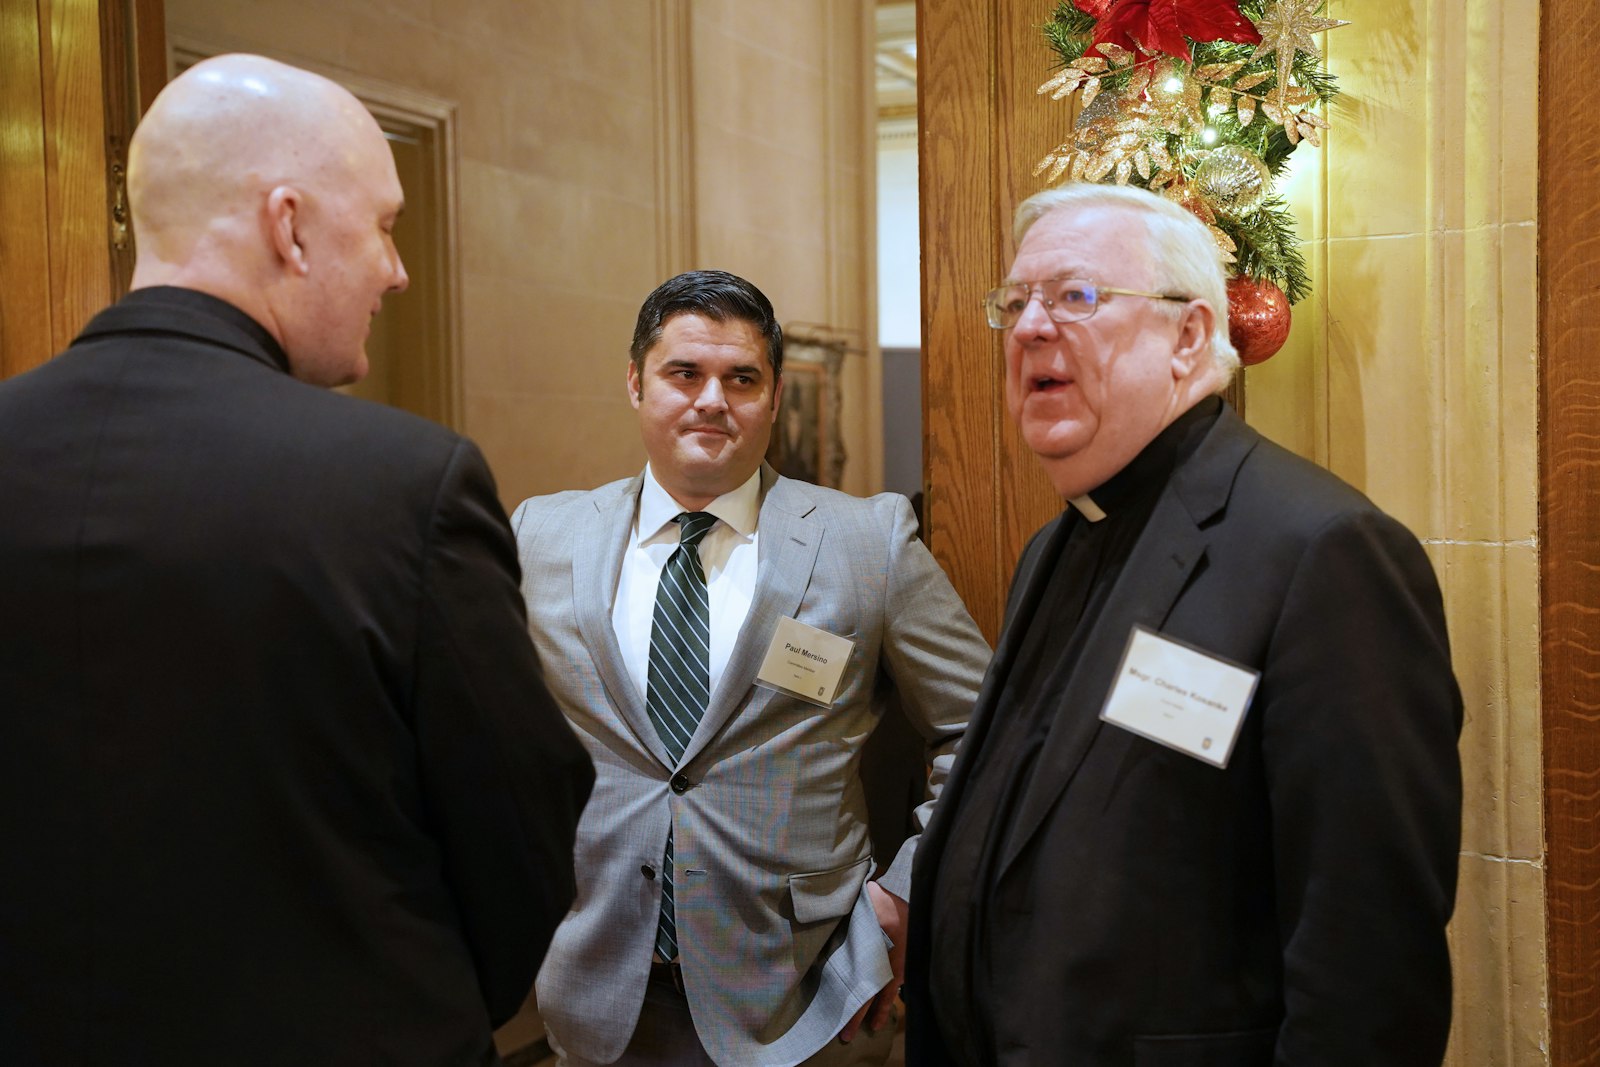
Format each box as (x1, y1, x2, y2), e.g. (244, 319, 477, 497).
(629, 270, 784, 383)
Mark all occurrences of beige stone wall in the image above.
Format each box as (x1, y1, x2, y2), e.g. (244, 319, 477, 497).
(687, 0, 883, 496)
(1246, 2, 1543, 1061)
(162, 0, 879, 510)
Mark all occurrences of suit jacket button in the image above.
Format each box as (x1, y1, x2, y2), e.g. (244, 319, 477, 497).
(670, 773, 691, 794)
(641, 864, 656, 881)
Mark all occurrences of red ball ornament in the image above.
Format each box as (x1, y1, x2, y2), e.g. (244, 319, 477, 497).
(1226, 275, 1291, 366)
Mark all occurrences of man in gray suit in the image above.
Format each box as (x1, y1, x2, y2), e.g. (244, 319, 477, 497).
(512, 270, 989, 1067)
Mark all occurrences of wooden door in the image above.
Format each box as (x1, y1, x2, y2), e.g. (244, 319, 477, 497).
(1540, 0, 1600, 1059)
(915, 0, 1069, 643)
(0, 0, 165, 380)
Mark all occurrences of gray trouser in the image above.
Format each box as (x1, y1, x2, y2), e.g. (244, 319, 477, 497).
(550, 974, 897, 1067)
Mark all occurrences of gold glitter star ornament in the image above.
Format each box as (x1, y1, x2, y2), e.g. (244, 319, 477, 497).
(1250, 0, 1349, 106)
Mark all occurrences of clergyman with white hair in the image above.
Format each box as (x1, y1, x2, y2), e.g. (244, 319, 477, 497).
(0, 54, 592, 1066)
(903, 182, 1464, 1067)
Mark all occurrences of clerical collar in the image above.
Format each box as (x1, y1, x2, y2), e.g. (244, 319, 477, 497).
(637, 465, 762, 544)
(1069, 396, 1223, 522)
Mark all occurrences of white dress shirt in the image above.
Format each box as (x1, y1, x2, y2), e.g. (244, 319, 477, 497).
(612, 465, 762, 706)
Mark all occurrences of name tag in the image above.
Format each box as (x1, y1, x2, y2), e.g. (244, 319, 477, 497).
(1099, 625, 1259, 768)
(755, 616, 854, 708)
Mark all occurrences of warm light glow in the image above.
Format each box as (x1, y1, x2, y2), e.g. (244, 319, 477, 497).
(1163, 76, 1184, 93)
(1201, 127, 1220, 145)
(1276, 153, 1316, 218)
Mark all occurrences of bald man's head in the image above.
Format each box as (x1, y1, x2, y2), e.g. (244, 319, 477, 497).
(129, 54, 408, 386)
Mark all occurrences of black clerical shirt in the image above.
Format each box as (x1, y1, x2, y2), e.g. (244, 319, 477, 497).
(927, 397, 1222, 1065)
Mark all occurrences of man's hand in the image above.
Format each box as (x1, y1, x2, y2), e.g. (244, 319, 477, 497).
(837, 881, 909, 1043)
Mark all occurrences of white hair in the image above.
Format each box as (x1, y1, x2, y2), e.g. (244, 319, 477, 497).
(1013, 183, 1240, 383)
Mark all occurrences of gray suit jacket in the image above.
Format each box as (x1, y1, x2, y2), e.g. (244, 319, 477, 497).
(512, 466, 988, 1067)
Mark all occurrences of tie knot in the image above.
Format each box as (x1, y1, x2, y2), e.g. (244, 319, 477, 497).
(675, 511, 717, 548)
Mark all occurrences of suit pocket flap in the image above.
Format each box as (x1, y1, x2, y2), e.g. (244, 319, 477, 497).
(1133, 1029, 1276, 1067)
(788, 856, 872, 924)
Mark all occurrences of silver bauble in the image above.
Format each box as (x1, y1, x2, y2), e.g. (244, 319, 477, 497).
(1193, 145, 1270, 216)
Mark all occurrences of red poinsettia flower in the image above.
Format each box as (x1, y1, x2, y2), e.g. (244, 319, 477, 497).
(1072, 0, 1262, 60)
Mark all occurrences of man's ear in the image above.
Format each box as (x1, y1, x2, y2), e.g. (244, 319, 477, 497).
(626, 359, 643, 410)
(1170, 299, 1216, 380)
(770, 372, 784, 421)
(265, 186, 307, 276)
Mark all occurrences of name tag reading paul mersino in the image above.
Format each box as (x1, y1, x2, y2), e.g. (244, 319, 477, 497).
(1099, 625, 1260, 769)
(755, 616, 854, 708)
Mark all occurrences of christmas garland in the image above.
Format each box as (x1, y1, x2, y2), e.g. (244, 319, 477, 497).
(1037, 0, 1346, 308)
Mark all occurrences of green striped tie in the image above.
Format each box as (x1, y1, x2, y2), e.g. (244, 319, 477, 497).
(647, 511, 716, 961)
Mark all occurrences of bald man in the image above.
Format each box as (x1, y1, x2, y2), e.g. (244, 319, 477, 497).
(0, 55, 593, 1066)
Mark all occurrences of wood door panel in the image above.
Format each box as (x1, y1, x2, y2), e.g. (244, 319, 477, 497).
(918, 0, 1075, 642)
(40, 0, 114, 352)
(1541, 0, 1600, 1059)
(1, 0, 163, 381)
(0, 0, 56, 377)
(918, 0, 1004, 639)
(994, 0, 1073, 585)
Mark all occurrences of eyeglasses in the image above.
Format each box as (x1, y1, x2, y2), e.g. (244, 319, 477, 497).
(982, 278, 1192, 329)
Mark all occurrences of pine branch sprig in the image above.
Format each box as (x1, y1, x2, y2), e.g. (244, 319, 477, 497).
(1222, 196, 1311, 302)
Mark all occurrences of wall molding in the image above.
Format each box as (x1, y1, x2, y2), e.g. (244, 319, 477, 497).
(651, 0, 695, 279)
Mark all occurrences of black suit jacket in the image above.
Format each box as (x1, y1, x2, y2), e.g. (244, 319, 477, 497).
(907, 406, 1462, 1067)
(0, 288, 594, 1066)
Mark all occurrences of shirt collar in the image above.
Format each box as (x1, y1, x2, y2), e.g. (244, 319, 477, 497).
(1069, 396, 1222, 523)
(1067, 493, 1108, 522)
(638, 465, 763, 543)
